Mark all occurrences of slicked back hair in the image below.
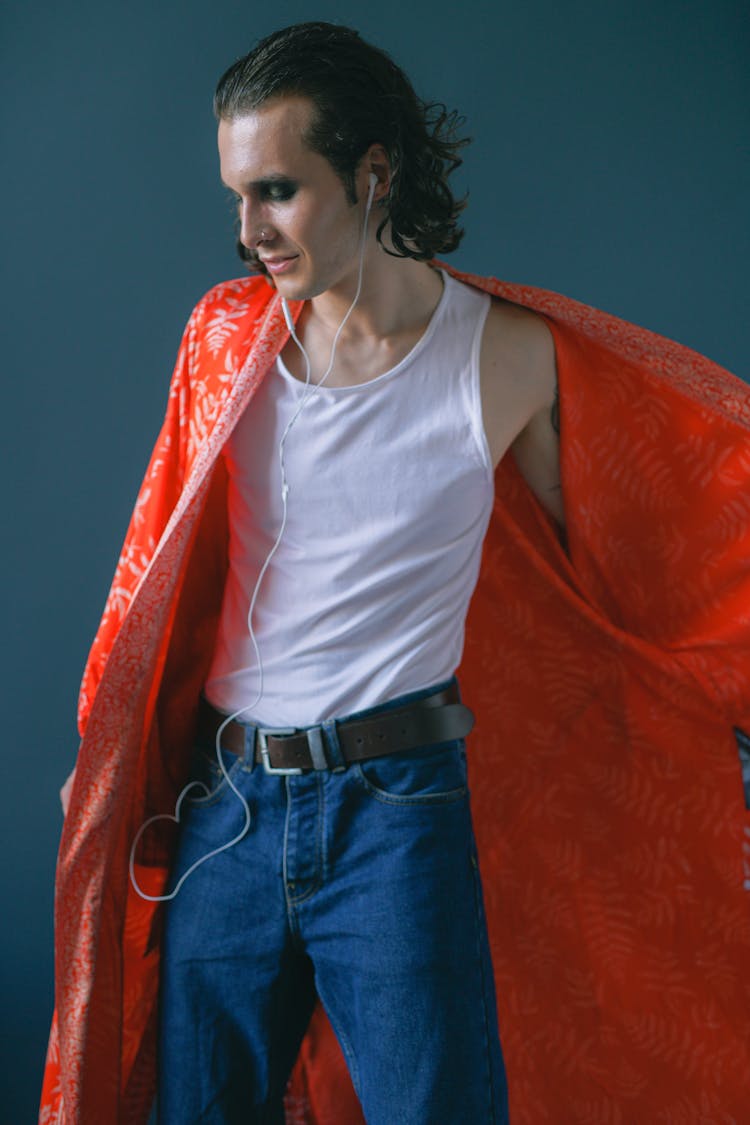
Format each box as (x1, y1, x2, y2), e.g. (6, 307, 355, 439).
(214, 21, 469, 265)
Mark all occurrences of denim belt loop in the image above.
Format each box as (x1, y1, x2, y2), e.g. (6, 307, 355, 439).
(321, 719, 346, 772)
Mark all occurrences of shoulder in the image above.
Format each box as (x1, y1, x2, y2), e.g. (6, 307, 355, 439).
(169, 275, 276, 392)
(183, 275, 274, 338)
(480, 296, 557, 413)
(478, 296, 558, 467)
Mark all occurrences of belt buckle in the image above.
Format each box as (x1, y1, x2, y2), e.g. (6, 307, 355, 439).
(257, 727, 303, 775)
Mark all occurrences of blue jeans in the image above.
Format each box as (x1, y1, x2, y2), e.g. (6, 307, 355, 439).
(158, 682, 509, 1124)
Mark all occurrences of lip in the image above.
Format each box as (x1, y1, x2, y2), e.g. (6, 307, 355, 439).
(261, 255, 298, 275)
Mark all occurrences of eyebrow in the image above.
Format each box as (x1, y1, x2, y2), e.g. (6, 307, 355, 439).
(221, 173, 296, 191)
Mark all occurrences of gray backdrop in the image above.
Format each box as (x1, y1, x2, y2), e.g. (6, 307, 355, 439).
(3, 0, 748, 1118)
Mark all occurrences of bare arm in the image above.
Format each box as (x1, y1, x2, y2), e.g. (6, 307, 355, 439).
(480, 298, 565, 528)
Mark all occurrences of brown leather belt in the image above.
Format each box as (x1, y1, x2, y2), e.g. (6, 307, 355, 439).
(197, 684, 474, 774)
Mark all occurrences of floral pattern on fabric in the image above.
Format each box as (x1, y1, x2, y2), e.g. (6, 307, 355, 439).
(41, 267, 750, 1123)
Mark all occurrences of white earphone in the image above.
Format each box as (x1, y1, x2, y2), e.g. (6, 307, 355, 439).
(129, 165, 382, 903)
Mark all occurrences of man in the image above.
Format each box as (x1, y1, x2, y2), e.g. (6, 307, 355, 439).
(42, 21, 750, 1125)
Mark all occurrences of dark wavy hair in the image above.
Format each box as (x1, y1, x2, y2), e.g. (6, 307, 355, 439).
(213, 22, 469, 267)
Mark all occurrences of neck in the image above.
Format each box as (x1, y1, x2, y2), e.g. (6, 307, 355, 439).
(280, 247, 446, 389)
(306, 245, 444, 343)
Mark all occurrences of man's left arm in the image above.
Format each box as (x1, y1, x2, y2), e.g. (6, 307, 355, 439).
(480, 300, 564, 528)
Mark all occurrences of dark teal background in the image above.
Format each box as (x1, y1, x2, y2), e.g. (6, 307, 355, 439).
(3, 0, 748, 1118)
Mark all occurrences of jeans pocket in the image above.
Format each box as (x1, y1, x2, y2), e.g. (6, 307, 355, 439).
(183, 744, 243, 808)
(353, 739, 468, 805)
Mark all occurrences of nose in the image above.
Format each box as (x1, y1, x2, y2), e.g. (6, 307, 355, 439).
(238, 199, 271, 250)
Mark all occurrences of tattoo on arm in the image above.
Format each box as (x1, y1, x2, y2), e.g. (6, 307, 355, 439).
(550, 386, 560, 435)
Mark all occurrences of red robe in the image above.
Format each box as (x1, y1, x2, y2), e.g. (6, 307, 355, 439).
(40, 267, 750, 1124)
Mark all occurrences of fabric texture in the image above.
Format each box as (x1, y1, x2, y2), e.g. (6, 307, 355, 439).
(40, 265, 750, 1125)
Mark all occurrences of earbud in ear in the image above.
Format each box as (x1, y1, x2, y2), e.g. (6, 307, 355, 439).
(367, 172, 378, 200)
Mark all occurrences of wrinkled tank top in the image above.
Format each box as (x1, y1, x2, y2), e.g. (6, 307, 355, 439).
(204, 270, 494, 726)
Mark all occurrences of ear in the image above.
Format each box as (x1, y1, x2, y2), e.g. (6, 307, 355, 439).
(359, 143, 392, 203)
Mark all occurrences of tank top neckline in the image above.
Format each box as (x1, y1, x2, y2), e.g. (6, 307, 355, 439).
(275, 268, 453, 395)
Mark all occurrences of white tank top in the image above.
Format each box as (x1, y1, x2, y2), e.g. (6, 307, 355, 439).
(204, 270, 494, 726)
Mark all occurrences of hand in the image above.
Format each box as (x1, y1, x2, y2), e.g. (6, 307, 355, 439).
(60, 768, 76, 816)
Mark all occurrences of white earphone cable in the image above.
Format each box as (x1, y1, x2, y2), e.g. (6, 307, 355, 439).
(129, 174, 378, 902)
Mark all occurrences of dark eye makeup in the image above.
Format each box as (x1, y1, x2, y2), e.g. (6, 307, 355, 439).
(260, 179, 297, 202)
(224, 179, 298, 209)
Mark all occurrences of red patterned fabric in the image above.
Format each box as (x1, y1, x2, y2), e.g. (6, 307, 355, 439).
(40, 267, 750, 1124)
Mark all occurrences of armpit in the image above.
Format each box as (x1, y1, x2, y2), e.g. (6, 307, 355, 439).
(510, 397, 566, 529)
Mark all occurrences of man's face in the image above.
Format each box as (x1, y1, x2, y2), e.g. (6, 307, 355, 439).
(218, 96, 368, 302)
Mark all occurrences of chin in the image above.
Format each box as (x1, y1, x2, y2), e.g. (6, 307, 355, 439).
(276, 278, 320, 304)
